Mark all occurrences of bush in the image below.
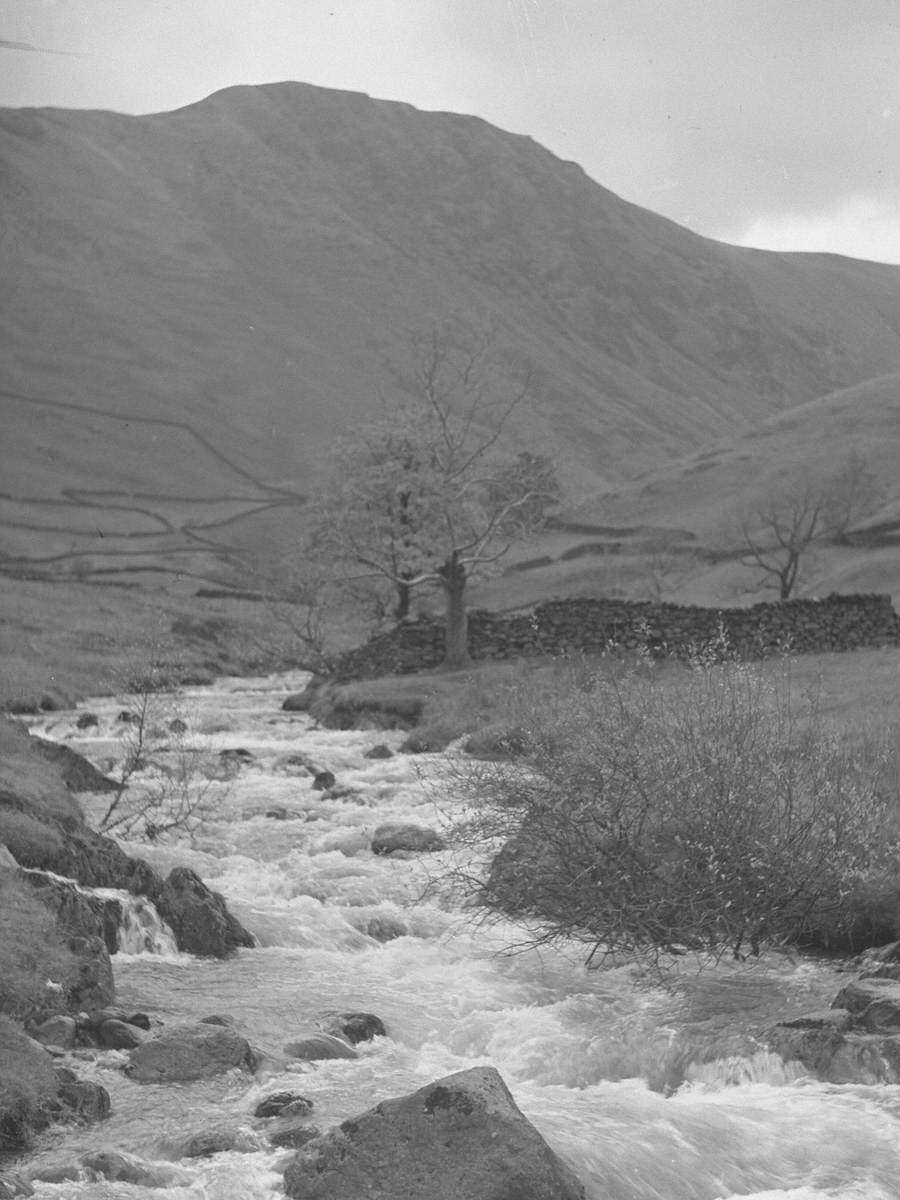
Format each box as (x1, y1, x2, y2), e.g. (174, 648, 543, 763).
(451, 645, 900, 966)
(96, 671, 218, 842)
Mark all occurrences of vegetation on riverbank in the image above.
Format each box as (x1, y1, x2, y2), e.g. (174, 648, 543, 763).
(438, 645, 900, 964)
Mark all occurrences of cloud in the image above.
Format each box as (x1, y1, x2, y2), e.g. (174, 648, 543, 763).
(730, 195, 900, 265)
(0, 36, 78, 56)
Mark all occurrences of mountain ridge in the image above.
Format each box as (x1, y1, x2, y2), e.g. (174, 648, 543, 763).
(2, 80, 900, 583)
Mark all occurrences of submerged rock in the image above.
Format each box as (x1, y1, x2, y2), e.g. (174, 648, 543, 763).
(321, 1012, 386, 1044)
(54, 1072, 111, 1124)
(80, 1149, 192, 1188)
(283, 1033, 358, 1061)
(365, 915, 407, 942)
(371, 823, 445, 855)
(127, 1022, 256, 1082)
(254, 1091, 315, 1119)
(0, 1172, 33, 1197)
(179, 1126, 242, 1157)
(282, 1066, 586, 1200)
(97, 1017, 147, 1049)
(363, 743, 394, 760)
(270, 1120, 321, 1149)
(770, 973, 900, 1082)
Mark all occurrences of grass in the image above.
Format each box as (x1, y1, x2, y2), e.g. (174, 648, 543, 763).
(0, 718, 83, 830)
(0, 1015, 61, 1154)
(0, 572, 316, 715)
(0, 875, 79, 1021)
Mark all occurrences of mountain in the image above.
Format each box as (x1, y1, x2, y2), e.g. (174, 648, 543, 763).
(3, 80, 900, 586)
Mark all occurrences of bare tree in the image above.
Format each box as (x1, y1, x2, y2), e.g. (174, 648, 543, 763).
(740, 485, 822, 600)
(98, 662, 217, 841)
(316, 320, 559, 669)
(822, 449, 882, 545)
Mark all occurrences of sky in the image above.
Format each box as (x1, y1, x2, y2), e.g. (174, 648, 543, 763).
(2, 0, 900, 264)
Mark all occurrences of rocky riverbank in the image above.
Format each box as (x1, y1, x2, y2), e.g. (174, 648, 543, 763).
(0, 716, 253, 1162)
(6, 669, 900, 1199)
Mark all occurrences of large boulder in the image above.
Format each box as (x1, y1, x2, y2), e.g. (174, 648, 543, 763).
(154, 867, 255, 957)
(282, 1066, 586, 1200)
(127, 1022, 256, 1082)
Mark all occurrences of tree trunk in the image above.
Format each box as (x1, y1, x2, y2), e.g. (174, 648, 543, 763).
(440, 555, 469, 670)
(394, 577, 412, 620)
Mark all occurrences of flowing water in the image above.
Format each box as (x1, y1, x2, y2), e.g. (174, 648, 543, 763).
(18, 671, 900, 1199)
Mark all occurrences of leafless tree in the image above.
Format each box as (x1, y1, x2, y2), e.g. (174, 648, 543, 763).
(740, 486, 822, 600)
(821, 449, 882, 545)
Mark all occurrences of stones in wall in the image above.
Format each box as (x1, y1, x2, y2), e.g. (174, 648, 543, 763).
(335, 593, 900, 678)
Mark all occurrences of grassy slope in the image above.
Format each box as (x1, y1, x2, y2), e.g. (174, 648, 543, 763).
(0, 573, 312, 714)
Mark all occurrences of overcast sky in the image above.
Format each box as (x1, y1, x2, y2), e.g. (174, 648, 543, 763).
(2, 0, 900, 264)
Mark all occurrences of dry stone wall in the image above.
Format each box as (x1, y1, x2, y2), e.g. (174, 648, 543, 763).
(334, 593, 900, 679)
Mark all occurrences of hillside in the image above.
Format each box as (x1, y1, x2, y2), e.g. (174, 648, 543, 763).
(3, 81, 900, 587)
(482, 372, 900, 610)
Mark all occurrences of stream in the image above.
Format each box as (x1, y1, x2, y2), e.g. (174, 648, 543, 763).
(18, 670, 900, 1200)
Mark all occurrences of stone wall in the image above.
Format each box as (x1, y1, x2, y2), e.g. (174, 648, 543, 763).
(334, 593, 900, 678)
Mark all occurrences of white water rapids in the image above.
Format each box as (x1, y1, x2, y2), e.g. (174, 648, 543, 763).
(19, 671, 900, 1199)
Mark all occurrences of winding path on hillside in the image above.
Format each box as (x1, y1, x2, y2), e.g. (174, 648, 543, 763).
(0, 388, 308, 583)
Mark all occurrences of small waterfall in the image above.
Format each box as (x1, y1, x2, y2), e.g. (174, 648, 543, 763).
(21, 866, 179, 957)
(113, 893, 179, 955)
(93, 887, 180, 956)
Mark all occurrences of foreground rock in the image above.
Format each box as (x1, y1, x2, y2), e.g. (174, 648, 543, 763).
(282, 1065, 586, 1200)
(127, 1022, 256, 1082)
